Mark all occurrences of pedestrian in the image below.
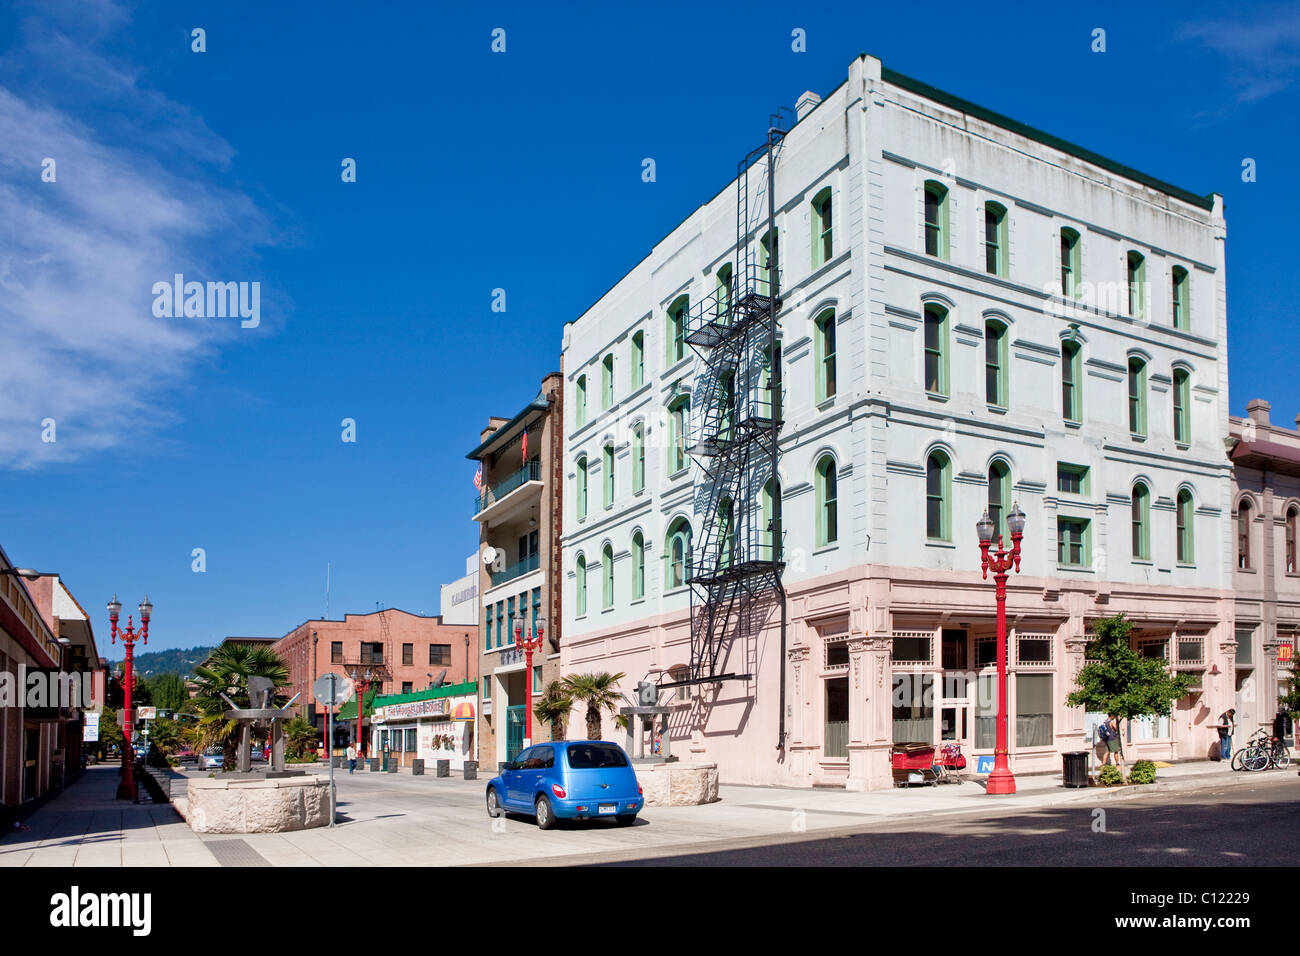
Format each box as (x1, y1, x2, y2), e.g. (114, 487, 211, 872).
(346, 742, 357, 774)
(1272, 709, 1287, 745)
(1098, 712, 1122, 766)
(1217, 708, 1236, 761)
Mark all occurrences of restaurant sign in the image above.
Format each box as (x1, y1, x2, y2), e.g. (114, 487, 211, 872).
(376, 697, 449, 720)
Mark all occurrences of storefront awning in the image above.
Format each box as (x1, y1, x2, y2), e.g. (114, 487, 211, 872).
(335, 685, 379, 721)
(450, 702, 475, 721)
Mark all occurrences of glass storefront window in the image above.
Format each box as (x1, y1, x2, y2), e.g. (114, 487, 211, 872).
(892, 674, 935, 742)
(1235, 628, 1254, 666)
(975, 673, 997, 749)
(1015, 673, 1053, 748)
(824, 677, 848, 758)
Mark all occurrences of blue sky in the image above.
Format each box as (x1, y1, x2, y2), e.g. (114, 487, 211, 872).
(1, 0, 1296, 657)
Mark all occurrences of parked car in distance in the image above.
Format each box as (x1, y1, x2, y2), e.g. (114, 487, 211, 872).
(249, 746, 264, 762)
(175, 747, 197, 762)
(486, 740, 642, 830)
(198, 750, 224, 771)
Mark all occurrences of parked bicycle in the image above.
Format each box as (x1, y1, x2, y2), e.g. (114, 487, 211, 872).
(1232, 727, 1290, 771)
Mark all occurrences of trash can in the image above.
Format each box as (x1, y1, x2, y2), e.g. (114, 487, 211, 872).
(1062, 750, 1089, 788)
(463, 760, 478, 781)
(436, 760, 450, 778)
(411, 759, 424, 776)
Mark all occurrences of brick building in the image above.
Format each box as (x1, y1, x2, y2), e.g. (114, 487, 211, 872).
(467, 372, 564, 767)
(277, 608, 476, 750)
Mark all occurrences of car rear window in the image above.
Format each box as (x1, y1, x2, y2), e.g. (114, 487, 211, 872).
(566, 744, 628, 769)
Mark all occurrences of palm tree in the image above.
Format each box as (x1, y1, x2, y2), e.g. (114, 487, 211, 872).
(189, 644, 289, 766)
(560, 672, 626, 741)
(533, 681, 573, 741)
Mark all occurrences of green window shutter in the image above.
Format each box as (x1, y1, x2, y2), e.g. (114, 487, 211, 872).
(1128, 359, 1147, 436)
(1132, 485, 1151, 560)
(631, 332, 644, 388)
(577, 458, 587, 519)
(632, 532, 644, 599)
(602, 355, 613, 410)
(602, 546, 613, 609)
(815, 310, 836, 402)
(576, 375, 586, 427)
(924, 305, 948, 395)
(576, 556, 586, 616)
(603, 444, 613, 507)
(926, 452, 950, 541)
(923, 181, 949, 259)
(1173, 369, 1190, 444)
(816, 456, 838, 546)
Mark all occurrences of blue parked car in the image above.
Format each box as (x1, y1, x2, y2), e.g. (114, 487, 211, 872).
(487, 740, 643, 829)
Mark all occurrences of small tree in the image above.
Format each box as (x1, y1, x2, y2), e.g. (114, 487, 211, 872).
(284, 715, 318, 758)
(560, 672, 626, 741)
(1066, 613, 1195, 769)
(533, 681, 573, 741)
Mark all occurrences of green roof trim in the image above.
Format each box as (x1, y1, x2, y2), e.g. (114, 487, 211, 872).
(335, 685, 380, 721)
(879, 67, 1216, 212)
(465, 395, 550, 461)
(370, 680, 478, 708)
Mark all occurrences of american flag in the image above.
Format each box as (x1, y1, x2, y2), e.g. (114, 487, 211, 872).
(473, 465, 482, 490)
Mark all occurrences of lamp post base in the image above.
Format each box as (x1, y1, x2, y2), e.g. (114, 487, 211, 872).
(985, 757, 1017, 795)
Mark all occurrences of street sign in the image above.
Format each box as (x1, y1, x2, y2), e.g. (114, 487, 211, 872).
(83, 713, 100, 742)
(314, 672, 354, 707)
(137, 706, 157, 720)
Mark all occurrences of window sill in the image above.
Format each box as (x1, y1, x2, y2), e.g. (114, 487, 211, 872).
(1056, 564, 1093, 573)
(817, 395, 836, 412)
(1237, 567, 1257, 574)
(986, 404, 1007, 415)
(664, 585, 690, 597)
(813, 543, 839, 555)
(601, 606, 615, 614)
(1176, 563, 1197, 570)
(1175, 442, 1190, 451)
(925, 539, 956, 549)
(630, 597, 646, 606)
(1132, 559, 1153, 567)
(633, 487, 645, 497)
(925, 391, 950, 403)
(1064, 419, 1082, 430)
(1130, 432, 1147, 443)
(668, 468, 690, 481)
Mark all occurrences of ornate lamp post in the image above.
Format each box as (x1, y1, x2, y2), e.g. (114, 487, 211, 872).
(976, 503, 1025, 796)
(514, 617, 546, 748)
(347, 665, 375, 760)
(108, 594, 151, 801)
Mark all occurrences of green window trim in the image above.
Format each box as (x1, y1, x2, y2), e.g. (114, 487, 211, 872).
(601, 354, 614, 410)
(923, 304, 949, 396)
(815, 455, 838, 546)
(1057, 462, 1090, 496)
(1060, 228, 1081, 298)
(668, 397, 689, 474)
(1127, 358, 1147, 437)
(815, 309, 837, 403)
(760, 230, 779, 296)
(1057, 517, 1091, 568)
(984, 320, 1007, 407)
(1127, 251, 1147, 318)
(1172, 368, 1191, 445)
(1176, 490, 1195, 565)
(631, 531, 645, 599)
(601, 544, 614, 609)
(926, 451, 952, 541)
(1061, 341, 1082, 423)
(575, 554, 587, 616)
(602, 443, 614, 508)
(812, 188, 833, 269)
(988, 461, 1011, 542)
(575, 375, 587, 428)
(718, 498, 735, 568)
(1131, 484, 1151, 561)
(984, 201, 1007, 277)
(667, 295, 689, 365)
(718, 370, 736, 442)
(631, 331, 645, 388)
(632, 423, 645, 492)
(761, 478, 782, 563)
(1171, 266, 1190, 331)
(923, 180, 949, 260)
(665, 518, 692, 589)
(715, 264, 733, 323)
(576, 456, 588, 520)
(759, 343, 783, 422)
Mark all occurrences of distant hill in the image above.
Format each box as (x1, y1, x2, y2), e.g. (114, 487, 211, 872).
(104, 645, 215, 680)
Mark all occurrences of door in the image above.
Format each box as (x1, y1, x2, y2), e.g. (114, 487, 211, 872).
(506, 705, 526, 763)
(502, 746, 530, 807)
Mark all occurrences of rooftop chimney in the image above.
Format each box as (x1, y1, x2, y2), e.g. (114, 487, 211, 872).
(796, 90, 822, 120)
(1246, 399, 1271, 427)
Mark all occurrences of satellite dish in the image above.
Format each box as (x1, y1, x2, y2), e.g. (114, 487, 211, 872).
(482, 547, 497, 566)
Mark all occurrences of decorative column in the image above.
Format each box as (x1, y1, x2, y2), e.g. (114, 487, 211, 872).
(845, 635, 894, 791)
(1063, 626, 1090, 745)
(787, 645, 811, 779)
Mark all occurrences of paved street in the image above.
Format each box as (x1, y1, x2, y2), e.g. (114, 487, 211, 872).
(0, 761, 1293, 866)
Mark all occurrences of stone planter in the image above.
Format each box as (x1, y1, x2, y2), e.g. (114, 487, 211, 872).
(186, 775, 332, 833)
(411, 759, 424, 776)
(638, 762, 719, 807)
(436, 760, 450, 778)
(464, 760, 478, 781)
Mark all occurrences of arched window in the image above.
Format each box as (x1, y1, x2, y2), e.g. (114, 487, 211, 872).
(815, 309, 836, 403)
(988, 460, 1011, 542)
(1061, 341, 1082, 423)
(1127, 251, 1146, 318)
(1060, 228, 1080, 297)
(924, 303, 949, 396)
(602, 543, 614, 609)
(759, 343, 782, 422)
(984, 320, 1007, 407)
(1176, 489, 1195, 565)
(631, 530, 645, 599)
(667, 295, 689, 365)
(632, 422, 645, 493)
(1238, 499, 1252, 570)
(576, 456, 588, 520)
(575, 375, 587, 428)
(715, 263, 733, 324)
(760, 229, 779, 296)
(762, 478, 782, 563)
(926, 451, 951, 541)
(602, 443, 614, 508)
(812, 187, 833, 268)
(1171, 266, 1190, 330)
(602, 354, 614, 410)
(984, 201, 1007, 276)
(1286, 505, 1298, 575)
(815, 455, 838, 546)
(1172, 368, 1191, 445)
(923, 180, 949, 259)
(1128, 357, 1147, 437)
(668, 396, 689, 474)
(575, 553, 587, 617)
(1131, 483, 1151, 560)
(717, 369, 736, 442)
(631, 331, 645, 388)
(665, 518, 692, 589)
(717, 497, 735, 568)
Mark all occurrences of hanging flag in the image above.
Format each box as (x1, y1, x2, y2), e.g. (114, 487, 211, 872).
(473, 465, 482, 491)
(521, 429, 528, 462)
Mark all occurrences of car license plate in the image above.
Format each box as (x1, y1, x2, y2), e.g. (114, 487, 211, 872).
(598, 804, 617, 815)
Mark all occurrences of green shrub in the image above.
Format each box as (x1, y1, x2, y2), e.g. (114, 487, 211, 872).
(1128, 760, 1157, 785)
(1098, 764, 1124, 786)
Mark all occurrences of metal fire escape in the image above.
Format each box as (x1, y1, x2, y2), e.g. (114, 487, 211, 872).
(669, 111, 790, 703)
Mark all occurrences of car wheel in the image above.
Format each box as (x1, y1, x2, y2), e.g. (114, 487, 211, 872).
(486, 788, 502, 818)
(615, 814, 637, 826)
(535, 795, 556, 830)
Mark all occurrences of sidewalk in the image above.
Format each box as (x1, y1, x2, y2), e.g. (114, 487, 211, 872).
(0, 758, 1261, 867)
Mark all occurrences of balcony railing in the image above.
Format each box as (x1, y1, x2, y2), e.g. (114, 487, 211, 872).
(489, 552, 540, 588)
(473, 459, 542, 518)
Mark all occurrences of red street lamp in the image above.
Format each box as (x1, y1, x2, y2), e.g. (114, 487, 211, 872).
(514, 617, 546, 748)
(348, 666, 376, 760)
(976, 503, 1025, 796)
(108, 593, 151, 801)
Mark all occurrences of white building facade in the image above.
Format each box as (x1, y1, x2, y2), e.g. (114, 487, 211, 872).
(560, 54, 1233, 790)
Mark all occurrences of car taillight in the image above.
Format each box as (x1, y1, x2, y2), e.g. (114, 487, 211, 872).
(551, 783, 567, 799)
(638, 784, 643, 795)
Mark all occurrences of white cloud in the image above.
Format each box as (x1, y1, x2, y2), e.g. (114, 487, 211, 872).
(1176, 5, 1300, 104)
(0, 1, 279, 469)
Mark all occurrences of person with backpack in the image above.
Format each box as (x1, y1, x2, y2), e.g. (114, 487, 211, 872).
(1217, 708, 1236, 761)
(1098, 713, 1122, 765)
